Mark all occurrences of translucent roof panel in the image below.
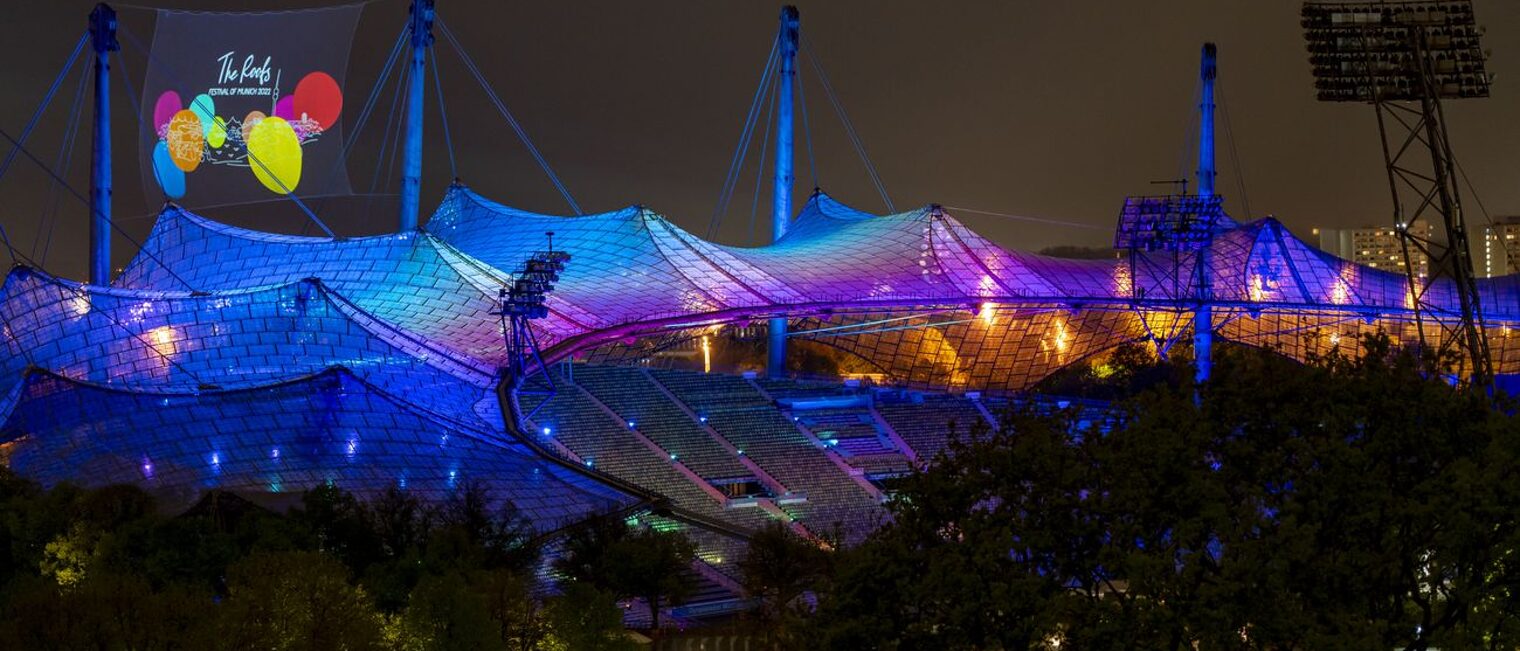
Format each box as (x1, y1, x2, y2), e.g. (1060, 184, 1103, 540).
(0, 266, 496, 433)
(114, 187, 1520, 374)
(115, 206, 525, 366)
(0, 368, 642, 523)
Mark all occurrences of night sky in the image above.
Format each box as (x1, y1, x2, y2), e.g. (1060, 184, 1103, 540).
(0, 0, 1517, 281)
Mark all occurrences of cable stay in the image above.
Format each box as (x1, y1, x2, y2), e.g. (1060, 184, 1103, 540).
(1173, 78, 1201, 197)
(795, 52, 819, 191)
(435, 15, 581, 215)
(0, 34, 88, 190)
(113, 51, 149, 143)
(941, 206, 1107, 230)
(746, 73, 780, 246)
(33, 41, 92, 266)
(430, 42, 458, 180)
(0, 31, 106, 274)
(1217, 78, 1253, 220)
(800, 35, 894, 213)
(307, 23, 411, 232)
(0, 126, 196, 291)
(371, 51, 412, 197)
(709, 34, 780, 239)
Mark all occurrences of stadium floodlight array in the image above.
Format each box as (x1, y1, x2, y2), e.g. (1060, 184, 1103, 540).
(1302, 1, 1490, 102)
(1112, 194, 1229, 363)
(494, 233, 572, 423)
(1112, 195, 1228, 253)
(498, 233, 570, 320)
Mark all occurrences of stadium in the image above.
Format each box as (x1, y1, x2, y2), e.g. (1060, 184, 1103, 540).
(0, 0, 1513, 626)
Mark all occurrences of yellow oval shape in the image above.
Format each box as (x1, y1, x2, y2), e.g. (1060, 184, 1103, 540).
(166, 109, 205, 172)
(245, 116, 302, 194)
(206, 116, 229, 149)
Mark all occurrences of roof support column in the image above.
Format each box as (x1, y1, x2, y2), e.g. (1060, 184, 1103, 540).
(89, 3, 118, 285)
(768, 5, 800, 378)
(399, 0, 434, 232)
(1194, 43, 1217, 385)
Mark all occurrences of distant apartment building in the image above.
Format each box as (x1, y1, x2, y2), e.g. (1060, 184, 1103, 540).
(1312, 218, 1520, 278)
(1313, 220, 1433, 278)
(1483, 216, 1520, 277)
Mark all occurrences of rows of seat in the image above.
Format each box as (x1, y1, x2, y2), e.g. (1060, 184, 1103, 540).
(527, 370, 774, 540)
(754, 376, 859, 401)
(647, 369, 885, 544)
(875, 394, 990, 460)
(798, 409, 882, 442)
(572, 366, 753, 482)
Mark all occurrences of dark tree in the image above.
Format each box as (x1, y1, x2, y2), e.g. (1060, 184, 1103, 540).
(436, 480, 538, 574)
(813, 335, 1520, 650)
(555, 513, 695, 633)
(292, 483, 381, 577)
(740, 521, 831, 647)
(218, 550, 384, 651)
(477, 567, 551, 651)
(608, 525, 696, 633)
(546, 582, 639, 651)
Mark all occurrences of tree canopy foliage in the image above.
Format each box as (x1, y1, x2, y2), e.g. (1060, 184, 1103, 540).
(0, 479, 642, 650)
(811, 336, 1520, 650)
(2, 335, 1517, 650)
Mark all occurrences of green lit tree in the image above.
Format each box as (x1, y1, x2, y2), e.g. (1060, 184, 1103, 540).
(545, 582, 639, 651)
(398, 572, 498, 651)
(218, 550, 384, 651)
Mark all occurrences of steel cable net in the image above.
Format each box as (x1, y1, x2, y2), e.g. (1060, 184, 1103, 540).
(112, 186, 1520, 359)
(1, 368, 637, 522)
(6, 185, 1520, 526)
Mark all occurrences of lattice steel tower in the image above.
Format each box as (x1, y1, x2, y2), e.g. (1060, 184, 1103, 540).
(1302, 0, 1494, 383)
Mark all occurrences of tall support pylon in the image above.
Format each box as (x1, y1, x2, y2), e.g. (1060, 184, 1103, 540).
(767, 5, 800, 378)
(398, 0, 435, 232)
(1193, 43, 1217, 384)
(88, 3, 118, 285)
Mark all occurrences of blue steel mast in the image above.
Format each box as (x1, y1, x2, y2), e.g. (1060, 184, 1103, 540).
(1193, 43, 1217, 384)
(768, 5, 799, 378)
(89, 3, 118, 285)
(399, 0, 435, 232)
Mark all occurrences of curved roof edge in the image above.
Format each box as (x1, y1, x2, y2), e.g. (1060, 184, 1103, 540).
(0, 364, 648, 515)
(1, 264, 496, 387)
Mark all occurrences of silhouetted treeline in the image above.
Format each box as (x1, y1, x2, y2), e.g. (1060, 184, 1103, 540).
(0, 478, 674, 650)
(6, 335, 1519, 651)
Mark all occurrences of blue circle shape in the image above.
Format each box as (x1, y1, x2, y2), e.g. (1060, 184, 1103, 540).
(152, 140, 186, 200)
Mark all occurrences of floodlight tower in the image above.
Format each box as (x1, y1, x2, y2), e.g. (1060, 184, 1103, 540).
(398, 0, 435, 232)
(768, 5, 800, 378)
(1301, 0, 1493, 384)
(88, 3, 118, 286)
